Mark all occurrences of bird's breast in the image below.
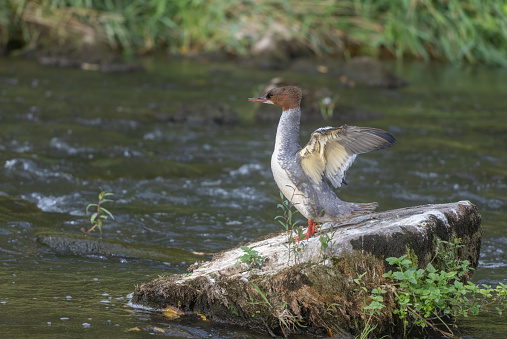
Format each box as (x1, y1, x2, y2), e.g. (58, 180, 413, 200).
(271, 153, 312, 219)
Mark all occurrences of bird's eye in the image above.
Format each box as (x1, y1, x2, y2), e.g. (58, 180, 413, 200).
(266, 93, 272, 99)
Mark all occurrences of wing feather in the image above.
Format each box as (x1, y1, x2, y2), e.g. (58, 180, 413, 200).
(299, 125, 396, 188)
(299, 133, 326, 184)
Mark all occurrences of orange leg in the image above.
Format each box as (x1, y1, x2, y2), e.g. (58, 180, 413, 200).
(293, 219, 316, 242)
(307, 219, 316, 238)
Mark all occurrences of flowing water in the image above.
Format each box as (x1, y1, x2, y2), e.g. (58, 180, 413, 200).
(0, 57, 506, 338)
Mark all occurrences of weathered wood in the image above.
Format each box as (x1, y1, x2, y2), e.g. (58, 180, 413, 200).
(131, 201, 481, 337)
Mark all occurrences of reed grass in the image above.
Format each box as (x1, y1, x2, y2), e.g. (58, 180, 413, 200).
(1, 0, 507, 66)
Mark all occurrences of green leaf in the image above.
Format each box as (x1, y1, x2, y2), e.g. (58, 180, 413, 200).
(365, 300, 385, 310)
(90, 212, 98, 223)
(428, 272, 439, 281)
(386, 255, 406, 265)
(400, 259, 413, 267)
(382, 271, 393, 278)
(86, 203, 98, 212)
(392, 271, 407, 280)
(426, 263, 437, 273)
(99, 207, 115, 219)
(250, 281, 271, 306)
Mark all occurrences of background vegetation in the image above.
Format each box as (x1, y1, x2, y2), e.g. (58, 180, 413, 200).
(1, 0, 507, 66)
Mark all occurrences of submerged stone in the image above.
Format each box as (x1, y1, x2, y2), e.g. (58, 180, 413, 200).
(37, 233, 209, 263)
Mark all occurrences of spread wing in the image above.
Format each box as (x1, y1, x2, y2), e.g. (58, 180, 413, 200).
(298, 125, 396, 188)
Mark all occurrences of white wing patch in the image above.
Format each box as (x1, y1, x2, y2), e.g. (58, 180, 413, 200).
(299, 125, 395, 188)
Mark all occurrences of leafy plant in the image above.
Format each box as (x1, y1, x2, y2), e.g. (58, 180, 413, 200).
(319, 95, 339, 120)
(378, 238, 507, 338)
(236, 246, 264, 269)
(346, 238, 507, 338)
(2, 0, 507, 66)
(354, 272, 386, 338)
(275, 190, 306, 265)
(81, 188, 114, 236)
(318, 228, 336, 254)
(248, 281, 272, 311)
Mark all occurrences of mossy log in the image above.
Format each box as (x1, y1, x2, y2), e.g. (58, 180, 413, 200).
(131, 201, 481, 337)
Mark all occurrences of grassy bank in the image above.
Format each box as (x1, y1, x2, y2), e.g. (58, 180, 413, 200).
(1, 0, 507, 66)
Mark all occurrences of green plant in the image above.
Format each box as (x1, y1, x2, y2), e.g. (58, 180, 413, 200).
(275, 190, 306, 265)
(353, 272, 386, 339)
(3, 1, 507, 66)
(236, 246, 264, 269)
(319, 95, 339, 120)
(381, 238, 507, 338)
(319, 229, 336, 254)
(81, 188, 114, 235)
(248, 281, 272, 314)
(348, 238, 507, 338)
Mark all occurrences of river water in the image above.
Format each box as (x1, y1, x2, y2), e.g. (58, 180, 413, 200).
(0, 57, 506, 338)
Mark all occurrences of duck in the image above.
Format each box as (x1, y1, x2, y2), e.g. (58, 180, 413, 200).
(249, 86, 396, 239)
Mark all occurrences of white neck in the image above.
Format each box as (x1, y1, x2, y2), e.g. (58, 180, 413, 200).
(274, 107, 301, 155)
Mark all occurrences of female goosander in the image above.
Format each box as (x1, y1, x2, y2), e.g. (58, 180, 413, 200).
(249, 86, 396, 239)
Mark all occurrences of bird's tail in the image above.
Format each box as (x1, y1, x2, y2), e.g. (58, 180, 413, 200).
(351, 202, 378, 216)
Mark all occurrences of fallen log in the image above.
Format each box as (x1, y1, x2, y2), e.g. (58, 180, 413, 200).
(131, 201, 481, 337)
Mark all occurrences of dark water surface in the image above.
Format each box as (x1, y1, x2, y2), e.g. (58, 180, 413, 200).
(0, 57, 506, 338)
